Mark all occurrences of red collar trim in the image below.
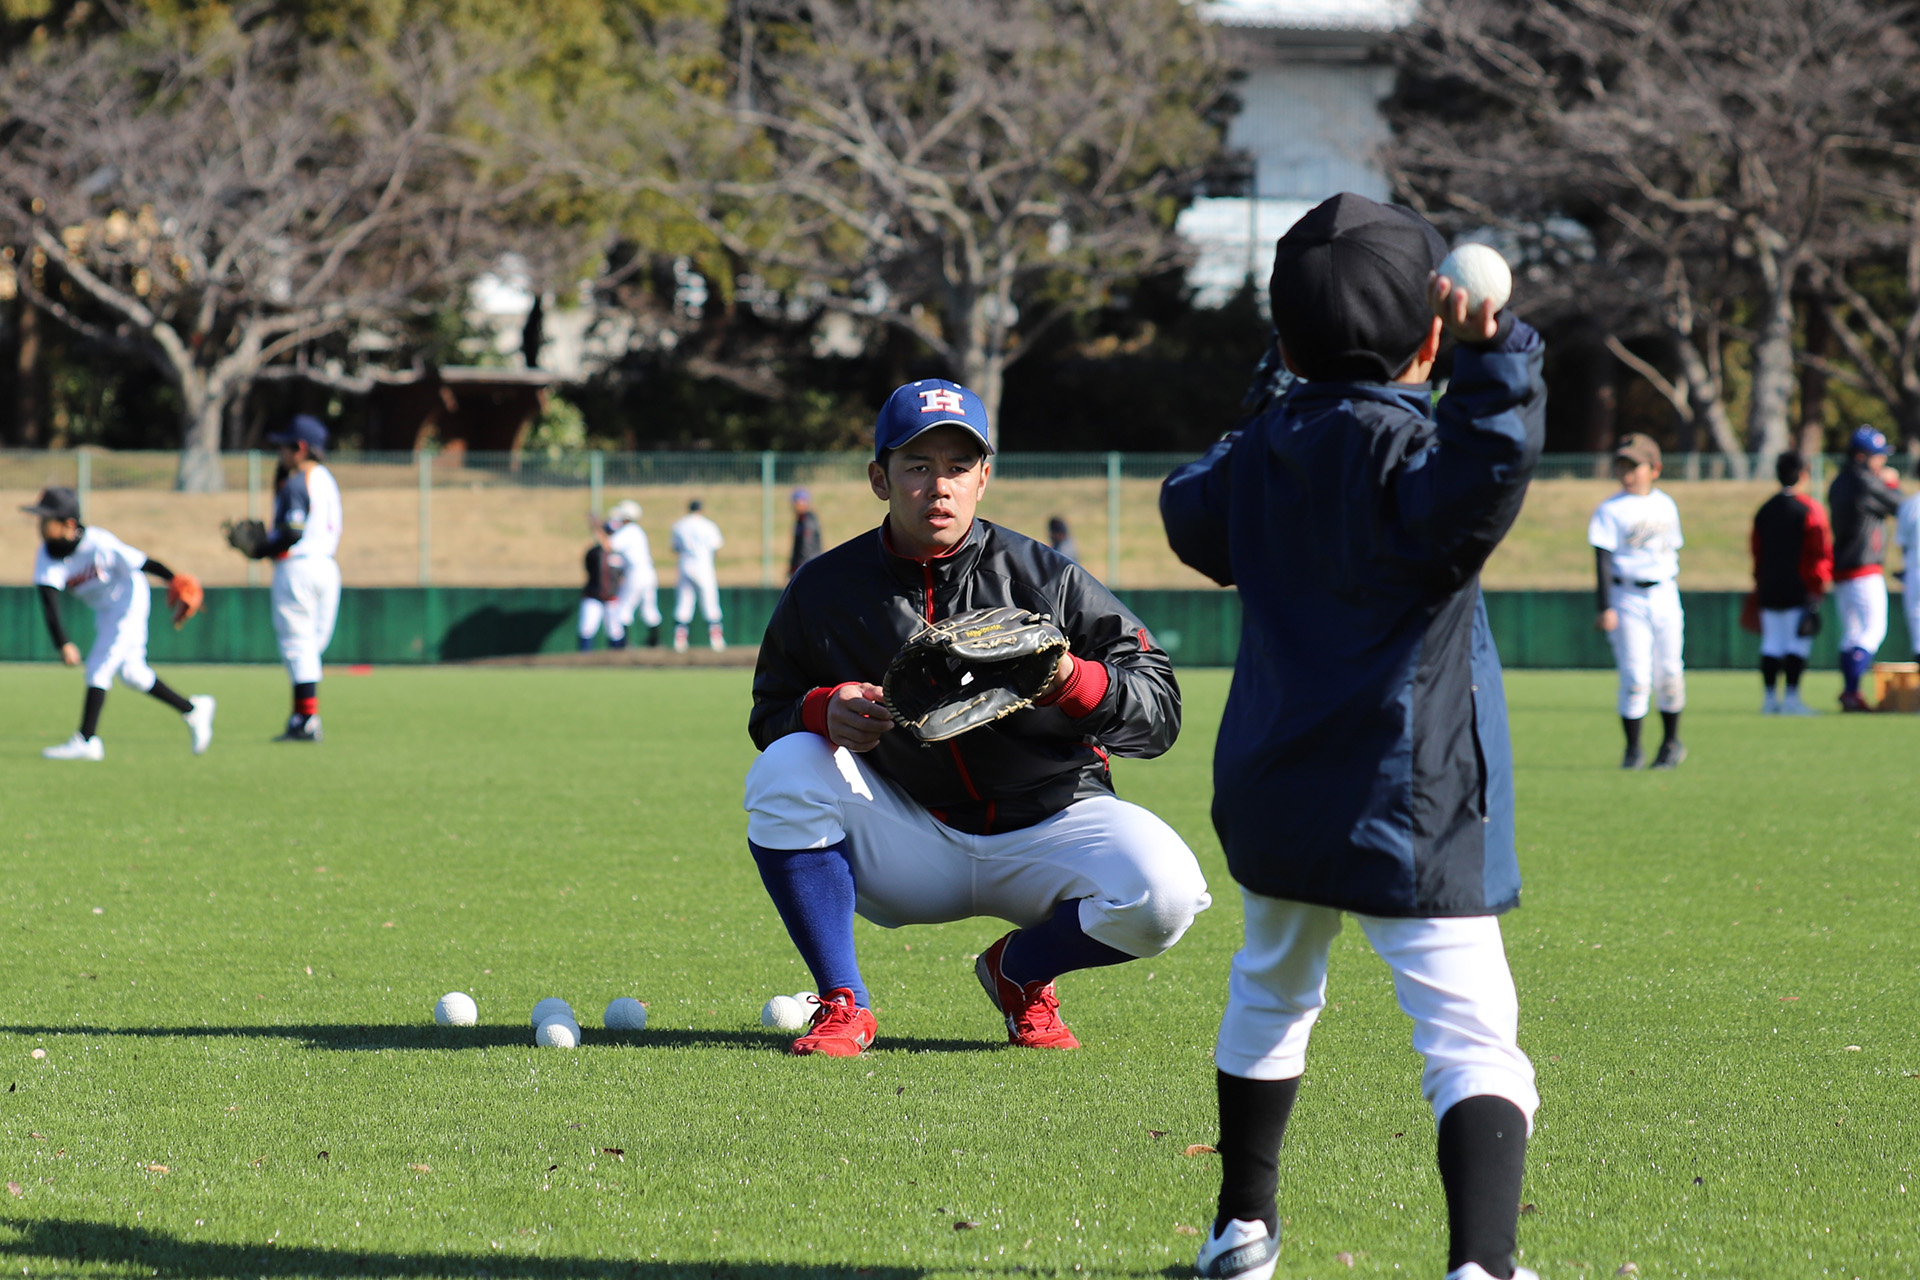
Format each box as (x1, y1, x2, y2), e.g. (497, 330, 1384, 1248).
(880, 517, 974, 565)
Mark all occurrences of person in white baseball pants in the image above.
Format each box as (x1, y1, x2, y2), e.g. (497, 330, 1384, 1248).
(1898, 488, 1920, 661)
(237, 415, 342, 742)
(671, 499, 725, 652)
(604, 500, 661, 647)
(24, 486, 216, 761)
(1590, 434, 1686, 770)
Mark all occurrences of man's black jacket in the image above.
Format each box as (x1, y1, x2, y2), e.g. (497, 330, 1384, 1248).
(1828, 460, 1901, 576)
(749, 517, 1179, 834)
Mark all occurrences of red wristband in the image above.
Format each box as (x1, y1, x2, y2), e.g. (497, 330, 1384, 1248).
(1034, 655, 1110, 719)
(801, 682, 860, 740)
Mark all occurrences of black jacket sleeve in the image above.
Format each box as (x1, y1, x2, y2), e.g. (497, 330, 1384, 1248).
(140, 557, 175, 582)
(1595, 548, 1613, 612)
(748, 586, 820, 750)
(37, 584, 69, 650)
(1865, 472, 1903, 519)
(1160, 432, 1239, 587)
(1040, 563, 1181, 759)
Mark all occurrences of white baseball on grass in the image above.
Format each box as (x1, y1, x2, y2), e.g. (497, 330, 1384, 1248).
(433, 992, 478, 1027)
(1436, 242, 1512, 315)
(534, 1019, 579, 1048)
(603, 997, 648, 1031)
(530, 997, 573, 1027)
(762, 995, 812, 1031)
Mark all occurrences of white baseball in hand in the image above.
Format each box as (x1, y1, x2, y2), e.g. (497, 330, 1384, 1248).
(1436, 243, 1512, 315)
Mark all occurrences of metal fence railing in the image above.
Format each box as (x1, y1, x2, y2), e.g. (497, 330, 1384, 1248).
(0, 448, 1875, 591)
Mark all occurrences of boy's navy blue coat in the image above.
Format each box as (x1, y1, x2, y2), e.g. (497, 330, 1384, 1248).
(1161, 321, 1546, 917)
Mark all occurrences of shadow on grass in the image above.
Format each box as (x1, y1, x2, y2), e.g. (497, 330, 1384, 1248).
(0, 1024, 1000, 1055)
(0, 1216, 926, 1278)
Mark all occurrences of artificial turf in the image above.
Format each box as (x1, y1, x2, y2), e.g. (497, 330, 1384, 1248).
(0, 663, 1914, 1279)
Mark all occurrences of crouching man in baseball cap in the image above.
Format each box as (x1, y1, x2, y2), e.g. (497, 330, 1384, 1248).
(1163, 194, 1546, 1280)
(743, 379, 1209, 1057)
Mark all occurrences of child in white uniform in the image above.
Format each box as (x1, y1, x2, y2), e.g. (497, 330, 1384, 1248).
(24, 486, 215, 760)
(1589, 434, 1687, 769)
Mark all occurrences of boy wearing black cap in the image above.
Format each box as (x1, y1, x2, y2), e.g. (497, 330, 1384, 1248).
(23, 486, 216, 760)
(1163, 194, 1546, 1280)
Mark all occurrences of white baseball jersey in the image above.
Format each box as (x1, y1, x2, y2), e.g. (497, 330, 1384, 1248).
(276, 463, 343, 560)
(1897, 492, 1920, 586)
(607, 522, 656, 589)
(34, 526, 149, 619)
(1588, 489, 1683, 584)
(671, 513, 724, 579)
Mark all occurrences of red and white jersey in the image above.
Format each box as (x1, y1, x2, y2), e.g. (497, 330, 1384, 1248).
(34, 526, 149, 617)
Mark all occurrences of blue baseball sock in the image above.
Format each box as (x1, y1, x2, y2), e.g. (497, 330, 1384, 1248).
(748, 840, 869, 1008)
(999, 897, 1134, 988)
(1842, 647, 1872, 693)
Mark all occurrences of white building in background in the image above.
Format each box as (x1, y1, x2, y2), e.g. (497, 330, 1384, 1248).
(1177, 0, 1417, 307)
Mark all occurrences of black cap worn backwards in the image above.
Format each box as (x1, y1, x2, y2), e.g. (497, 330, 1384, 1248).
(1268, 193, 1449, 383)
(20, 486, 81, 522)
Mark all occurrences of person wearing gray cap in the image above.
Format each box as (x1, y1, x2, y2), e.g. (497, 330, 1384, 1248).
(22, 486, 215, 760)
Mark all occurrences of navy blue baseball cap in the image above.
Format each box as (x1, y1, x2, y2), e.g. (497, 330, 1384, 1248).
(1850, 425, 1889, 456)
(268, 414, 329, 451)
(874, 379, 994, 460)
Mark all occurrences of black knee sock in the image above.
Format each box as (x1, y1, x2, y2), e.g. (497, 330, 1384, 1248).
(146, 678, 193, 715)
(1660, 709, 1681, 746)
(1214, 1071, 1299, 1240)
(1783, 655, 1806, 690)
(1621, 716, 1642, 752)
(1437, 1095, 1528, 1278)
(79, 687, 107, 739)
(1760, 656, 1781, 691)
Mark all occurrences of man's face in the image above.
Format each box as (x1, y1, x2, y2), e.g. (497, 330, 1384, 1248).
(793, 497, 811, 516)
(277, 441, 306, 468)
(39, 517, 78, 546)
(869, 426, 990, 556)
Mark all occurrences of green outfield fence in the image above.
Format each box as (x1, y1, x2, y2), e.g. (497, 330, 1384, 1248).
(1, 587, 1907, 670)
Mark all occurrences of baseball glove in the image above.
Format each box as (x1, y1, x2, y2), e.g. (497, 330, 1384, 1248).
(1798, 605, 1823, 637)
(883, 606, 1069, 742)
(166, 573, 203, 630)
(223, 518, 270, 559)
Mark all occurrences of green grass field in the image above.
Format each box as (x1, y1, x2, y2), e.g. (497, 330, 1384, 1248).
(1, 664, 1914, 1279)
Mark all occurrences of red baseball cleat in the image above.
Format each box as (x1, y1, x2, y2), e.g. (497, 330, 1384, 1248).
(975, 932, 1081, 1049)
(790, 988, 875, 1057)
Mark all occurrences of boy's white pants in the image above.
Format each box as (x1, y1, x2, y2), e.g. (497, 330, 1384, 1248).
(1607, 581, 1685, 719)
(1215, 890, 1539, 1128)
(271, 557, 341, 684)
(1834, 575, 1887, 654)
(743, 732, 1211, 960)
(84, 591, 156, 693)
(1758, 608, 1815, 660)
(674, 569, 722, 627)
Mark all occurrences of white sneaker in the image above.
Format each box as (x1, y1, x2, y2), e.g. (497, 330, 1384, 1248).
(43, 733, 104, 761)
(673, 627, 690, 653)
(1781, 691, 1817, 716)
(709, 626, 726, 653)
(1762, 690, 1781, 715)
(185, 696, 216, 755)
(1445, 1265, 1538, 1280)
(1195, 1218, 1277, 1280)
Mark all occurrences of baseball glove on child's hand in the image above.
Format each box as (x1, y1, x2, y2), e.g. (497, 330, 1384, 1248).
(223, 518, 270, 559)
(166, 573, 203, 629)
(883, 606, 1070, 742)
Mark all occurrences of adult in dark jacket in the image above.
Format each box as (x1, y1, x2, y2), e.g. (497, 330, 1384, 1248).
(1162, 195, 1545, 1280)
(1826, 426, 1902, 710)
(747, 378, 1208, 1059)
(787, 488, 823, 577)
(1750, 451, 1832, 714)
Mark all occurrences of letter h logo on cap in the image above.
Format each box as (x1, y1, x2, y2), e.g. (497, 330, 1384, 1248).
(918, 388, 966, 415)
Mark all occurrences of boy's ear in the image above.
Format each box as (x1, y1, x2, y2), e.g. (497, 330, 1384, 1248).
(1417, 317, 1443, 366)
